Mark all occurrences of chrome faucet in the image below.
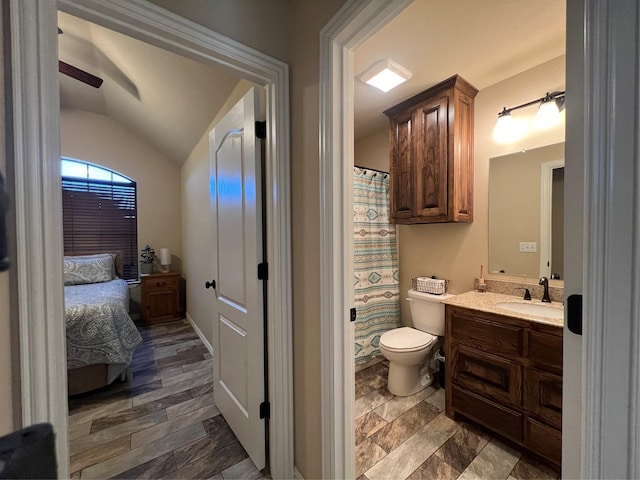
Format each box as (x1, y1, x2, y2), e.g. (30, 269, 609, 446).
(539, 276, 551, 303)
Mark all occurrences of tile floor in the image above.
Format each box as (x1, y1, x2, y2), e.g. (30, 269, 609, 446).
(67, 319, 265, 480)
(355, 361, 560, 480)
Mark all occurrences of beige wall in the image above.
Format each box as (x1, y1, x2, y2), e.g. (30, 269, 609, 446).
(355, 56, 566, 324)
(60, 109, 183, 269)
(180, 79, 253, 342)
(354, 129, 389, 172)
(148, 0, 291, 64)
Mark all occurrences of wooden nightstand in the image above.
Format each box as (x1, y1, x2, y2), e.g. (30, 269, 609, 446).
(140, 272, 182, 325)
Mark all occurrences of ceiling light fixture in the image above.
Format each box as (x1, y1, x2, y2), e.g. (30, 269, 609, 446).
(359, 59, 412, 93)
(493, 91, 565, 143)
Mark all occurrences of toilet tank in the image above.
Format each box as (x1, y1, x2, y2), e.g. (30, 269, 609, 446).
(407, 289, 455, 336)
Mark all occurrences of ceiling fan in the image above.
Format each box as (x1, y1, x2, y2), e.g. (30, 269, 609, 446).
(58, 28, 104, 88)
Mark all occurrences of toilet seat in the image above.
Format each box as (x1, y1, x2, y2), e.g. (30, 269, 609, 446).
(380, 327, 436, 353)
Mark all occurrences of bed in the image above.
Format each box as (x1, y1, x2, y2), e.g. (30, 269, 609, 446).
(64, 253, 142, 395)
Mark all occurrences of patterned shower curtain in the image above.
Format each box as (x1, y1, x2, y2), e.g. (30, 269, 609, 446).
(353, 167, 400, 365)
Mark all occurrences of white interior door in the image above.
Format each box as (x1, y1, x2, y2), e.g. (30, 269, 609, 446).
(209, 87, 266, 469)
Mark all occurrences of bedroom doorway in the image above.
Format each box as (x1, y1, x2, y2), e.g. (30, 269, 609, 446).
(9, 1, 293, 478)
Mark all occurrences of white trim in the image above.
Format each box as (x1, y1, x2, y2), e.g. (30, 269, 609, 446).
(319, 1, 413, 478)
(9, 2, 69, 478)
(579, 1, 640, 478)
(539, 158, 564, 278)
(10, 1, 293, 478)
(185, 313, 213, 356)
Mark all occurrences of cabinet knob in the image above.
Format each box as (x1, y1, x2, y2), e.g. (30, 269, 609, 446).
(205, 279, 216, 290)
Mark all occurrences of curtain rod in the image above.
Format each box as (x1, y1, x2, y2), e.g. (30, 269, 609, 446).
(354, 165, 389, 175)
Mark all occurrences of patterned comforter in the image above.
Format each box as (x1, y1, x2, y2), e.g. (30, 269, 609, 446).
(65, 279, 142, 369)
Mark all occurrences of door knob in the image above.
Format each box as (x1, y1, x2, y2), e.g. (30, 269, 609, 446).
(205, 279, 216, 289)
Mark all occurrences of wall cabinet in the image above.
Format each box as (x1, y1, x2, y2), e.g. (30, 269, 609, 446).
(384, 75, 478, 224)
(445, 305, 563, 467)
(140, 272, 182, 325)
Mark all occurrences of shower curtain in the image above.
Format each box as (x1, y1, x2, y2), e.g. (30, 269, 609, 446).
(353, 167, 400, 365)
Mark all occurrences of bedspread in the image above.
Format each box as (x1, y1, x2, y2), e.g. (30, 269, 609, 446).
(65, 279, 142, 369)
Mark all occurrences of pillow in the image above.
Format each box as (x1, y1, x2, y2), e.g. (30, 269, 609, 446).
(64, 254, 115, 285)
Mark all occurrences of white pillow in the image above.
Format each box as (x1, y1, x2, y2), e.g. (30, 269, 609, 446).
(63, 254, 115, 285)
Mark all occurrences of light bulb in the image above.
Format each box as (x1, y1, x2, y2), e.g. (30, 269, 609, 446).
(534, 100, 561, 129)
(493, 113, 524, 143)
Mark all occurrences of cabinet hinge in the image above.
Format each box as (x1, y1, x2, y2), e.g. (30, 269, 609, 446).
(255, 121, 266, 139)
(258, 262, 268, 280)
(259, 401, 270, 419)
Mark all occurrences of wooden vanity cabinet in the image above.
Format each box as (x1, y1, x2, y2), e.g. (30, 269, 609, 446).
(445, 305, 563, 467)
(384, 75, 478, 224)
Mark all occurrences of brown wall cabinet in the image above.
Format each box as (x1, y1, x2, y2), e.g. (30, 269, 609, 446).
(445, 305, 563, 467)
(384, 75, 478, 224)
(140, 272, 182, 325)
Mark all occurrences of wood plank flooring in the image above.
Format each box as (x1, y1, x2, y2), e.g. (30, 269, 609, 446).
(355, 361, 560, 480)
(68, 319, 265, 480)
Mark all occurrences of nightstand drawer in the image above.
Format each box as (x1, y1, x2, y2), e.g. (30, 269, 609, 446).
(144, 276, 178, 293)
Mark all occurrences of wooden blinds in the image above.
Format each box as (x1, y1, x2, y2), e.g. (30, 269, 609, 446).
(62, 177, 138, 280)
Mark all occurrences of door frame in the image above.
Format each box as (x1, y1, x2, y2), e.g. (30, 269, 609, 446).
(8, 1, 293, 478)
(319, 0, 640, 478)
(539, 158, 564, 278)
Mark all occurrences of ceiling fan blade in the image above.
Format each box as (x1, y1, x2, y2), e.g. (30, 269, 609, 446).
(59, 60, 104, 88)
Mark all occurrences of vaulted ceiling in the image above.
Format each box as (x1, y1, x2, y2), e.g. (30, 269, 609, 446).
(58, 11, 243, 165)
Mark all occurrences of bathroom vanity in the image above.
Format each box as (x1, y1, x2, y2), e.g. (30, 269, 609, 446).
(443, 291, 563, 467)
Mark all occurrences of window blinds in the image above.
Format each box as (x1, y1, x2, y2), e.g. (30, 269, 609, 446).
(62, 177, 138, 280)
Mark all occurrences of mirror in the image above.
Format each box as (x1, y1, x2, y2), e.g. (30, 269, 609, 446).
(488, 142, 564, 279)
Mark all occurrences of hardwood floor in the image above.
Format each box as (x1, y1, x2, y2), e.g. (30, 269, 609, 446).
(68, 319, 266, 480)
(355, 361, 560, 480)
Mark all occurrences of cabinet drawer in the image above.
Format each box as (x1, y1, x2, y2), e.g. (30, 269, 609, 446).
(452, 345, 522, 407)
(450, 312, 523, 357)
(525, 417, 562, 466)
(526, 368, 562, 429)
(144, 277, 178, 293)
(451, 386, 523, 442)
(527, 330, 563, 370)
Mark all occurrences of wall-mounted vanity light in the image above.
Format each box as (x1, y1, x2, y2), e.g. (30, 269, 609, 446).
(493, 91, 565, 143)
(359, 59, 412, 92)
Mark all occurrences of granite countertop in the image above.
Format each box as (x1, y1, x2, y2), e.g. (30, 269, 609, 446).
(441, 290, 564, 327)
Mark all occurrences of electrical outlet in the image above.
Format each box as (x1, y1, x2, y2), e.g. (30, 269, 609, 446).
(519, 242, 537, 253)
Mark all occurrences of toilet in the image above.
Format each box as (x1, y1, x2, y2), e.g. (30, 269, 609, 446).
(379, 289, 454, 396)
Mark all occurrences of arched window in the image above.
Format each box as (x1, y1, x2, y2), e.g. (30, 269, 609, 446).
(61, 158, 138, 280)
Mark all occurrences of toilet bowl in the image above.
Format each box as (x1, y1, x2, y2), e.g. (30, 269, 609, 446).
(379, 289, 454, 396)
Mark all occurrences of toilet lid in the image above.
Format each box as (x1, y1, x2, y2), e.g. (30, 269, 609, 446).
(380, 327, 437, 352)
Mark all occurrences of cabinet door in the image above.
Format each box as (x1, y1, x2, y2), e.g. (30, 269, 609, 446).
(451, 345, 522, 407)
(389, 111, 414, 221)
(450, 90, 474, 221)
(147, 289, 178, 322)
(414, 95, 448, 219)
(526, 368, 563, 429)
(525, 417, 561, 466)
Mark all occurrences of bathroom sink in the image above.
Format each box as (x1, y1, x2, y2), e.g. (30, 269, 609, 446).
(496, 302, 563, 320)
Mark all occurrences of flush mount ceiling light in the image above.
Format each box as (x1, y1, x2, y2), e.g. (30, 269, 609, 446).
(359, 59, 412, 92)
(493, 91, 565, 143)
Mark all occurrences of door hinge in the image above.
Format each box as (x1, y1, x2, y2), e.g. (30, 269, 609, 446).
(350, 307, 356, 322)
(259, 401, 270, 419)
(255, 121, 266, 139)
(567, 294, 582, 335)
(258, 262, 268, 280)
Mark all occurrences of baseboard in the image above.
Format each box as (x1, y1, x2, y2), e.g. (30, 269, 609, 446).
(186, 312, 213, 355)
(294, 467, 304, 480)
